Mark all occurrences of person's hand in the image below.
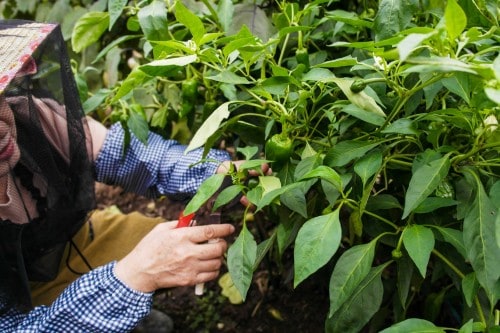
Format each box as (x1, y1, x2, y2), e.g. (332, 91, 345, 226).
(114, 222, 235, 293)
(216, 160, 272, 207)
(216, 160, 271, 177)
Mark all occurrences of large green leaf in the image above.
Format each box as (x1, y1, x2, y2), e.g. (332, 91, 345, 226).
(402, 225, 435, 278)
(139, 55, 198, 76)
(294, 209, 342, 287)
(185, 102, 232, 153)
(227, 222, 257, 301)
(108, 0, 127, 30)
(217, 0, 235, 33)
(402, 154, 450, 219)
(280, 180, 314, 219)
(329, 77, 386, 117)
(328, 241, 377, 317)
(463, 171, 500, 305)
(444, 0, 467, 41)
(71, 11, 109, 53)
(299, 165, 342, 191)
(324, 140, 380, 167)
(432, 226, 466, 258)
(379, 318, 446, 333)
(373, 0, 417, 41)
(183, 173, 226, 215)
(174, 1, 206, 45)
(461, 273, 479, 308)
(354, 150, 382, 187)
(326, 263, 388, 333)
(137, 0, 169, 41)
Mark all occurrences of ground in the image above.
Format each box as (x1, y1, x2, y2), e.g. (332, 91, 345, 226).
(95, 183, 329, 333)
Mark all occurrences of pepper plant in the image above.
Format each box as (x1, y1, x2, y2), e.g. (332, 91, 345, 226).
(70, 0, 500, 331)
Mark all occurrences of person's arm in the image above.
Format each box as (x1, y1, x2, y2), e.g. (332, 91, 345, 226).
(93, 123, 230, 200)
(0, 263, 152, 333)
(1, 221, 234, 332)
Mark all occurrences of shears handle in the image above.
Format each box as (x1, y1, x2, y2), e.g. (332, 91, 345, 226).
(176, 211, 195, 228)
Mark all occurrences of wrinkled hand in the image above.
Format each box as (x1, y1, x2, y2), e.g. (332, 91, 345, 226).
(114, 222, 235, 293)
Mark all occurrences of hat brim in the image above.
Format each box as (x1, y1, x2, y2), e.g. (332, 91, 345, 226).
(0, 20, 57, 93)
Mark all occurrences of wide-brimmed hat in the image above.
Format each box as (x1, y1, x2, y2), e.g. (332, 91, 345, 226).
(0, 20, 57, 93)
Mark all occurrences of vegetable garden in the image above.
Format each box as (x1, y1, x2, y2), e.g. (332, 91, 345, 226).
(3, 0, 500, 332)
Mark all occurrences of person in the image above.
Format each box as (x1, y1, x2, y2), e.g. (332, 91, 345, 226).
(0, 20, 263, 332)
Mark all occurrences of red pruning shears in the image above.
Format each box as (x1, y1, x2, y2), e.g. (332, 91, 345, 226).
(176, 210, 196, 228)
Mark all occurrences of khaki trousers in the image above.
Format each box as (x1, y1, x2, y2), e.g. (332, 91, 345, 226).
(30, 208, 164, 306)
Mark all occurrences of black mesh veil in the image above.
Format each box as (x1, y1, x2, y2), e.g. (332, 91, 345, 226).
(0, 20, 95, 313)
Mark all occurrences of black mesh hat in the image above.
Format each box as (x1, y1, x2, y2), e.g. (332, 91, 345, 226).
(0, 20, 95, 313)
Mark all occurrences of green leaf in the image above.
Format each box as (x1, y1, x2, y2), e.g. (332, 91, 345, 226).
(294, 209, 342, 287)
(184, 174, 226, 215)
(444, 0, 467, 40)
(71, 11, 109, 53)
(217, 0, 235, 33)
(442, 73, 471, 105)
(402, 225, 435, 278)
(326, 263, 388, 333)
(213, 185, 244, 211)
(354, 150, 382, 186)
(206, 70, 252, 84)
(461, 273, 479, 308)
(137, 0, 169, 41)
(397, 255, 414, 310)
(397, 33, 434, 62)
(299, 165, 342, 191)
(381, 119, 420, 135)
(139, 55, 198, 76)
(126, 109, 149, 144)
(328, 241, 377, 317)
(82, 88, 111, 114)
(402, 154, 450, 219)
(342, 104, 385, 126)
(324, 140, 380, 167)
(432, 226, 466, 258)
(329, 77, 386, 117)
(108, 0, 127, 30)
(185, 102, 232, 153)
(379, 318, 445, 333)
(111, 68, 151, 103)
(463, 171, 500, 305)
(280, 181, 314, 219)
(227, 222, 257, 301)
(403, 56, 477, 75)
(174, 1, 206, 45)
(373, 0, 416, 41)
(413, 197, 457, 214)
(366, 194, 403, 211)
(458, 319, 473, 333)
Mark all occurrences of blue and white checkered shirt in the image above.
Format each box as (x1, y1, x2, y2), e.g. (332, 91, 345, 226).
(1, 262, 151, 332)
(95, 123, 230, 200)
(0, 124, 230, 332)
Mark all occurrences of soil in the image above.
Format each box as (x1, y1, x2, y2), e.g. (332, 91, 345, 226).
(95, 183, 329, 333)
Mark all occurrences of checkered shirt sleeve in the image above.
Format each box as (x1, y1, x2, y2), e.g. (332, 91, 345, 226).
(0, 262, 152, 332)
(94, 123, 230, 200)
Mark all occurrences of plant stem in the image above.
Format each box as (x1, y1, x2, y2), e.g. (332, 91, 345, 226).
(431, 249, 487, 326)
(362, 210, 399, 230)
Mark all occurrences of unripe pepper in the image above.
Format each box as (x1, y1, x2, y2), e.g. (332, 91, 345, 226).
(265, 133, 293, 171)
(350, 79, 367, 93)
(180, 78, 199, 117)
(295, 47, 310, 69)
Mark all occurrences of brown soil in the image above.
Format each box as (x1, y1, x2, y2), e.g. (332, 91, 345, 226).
(95, 183, 329, 333)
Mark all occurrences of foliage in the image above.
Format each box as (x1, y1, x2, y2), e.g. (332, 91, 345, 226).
(5, 0, 500, 331)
